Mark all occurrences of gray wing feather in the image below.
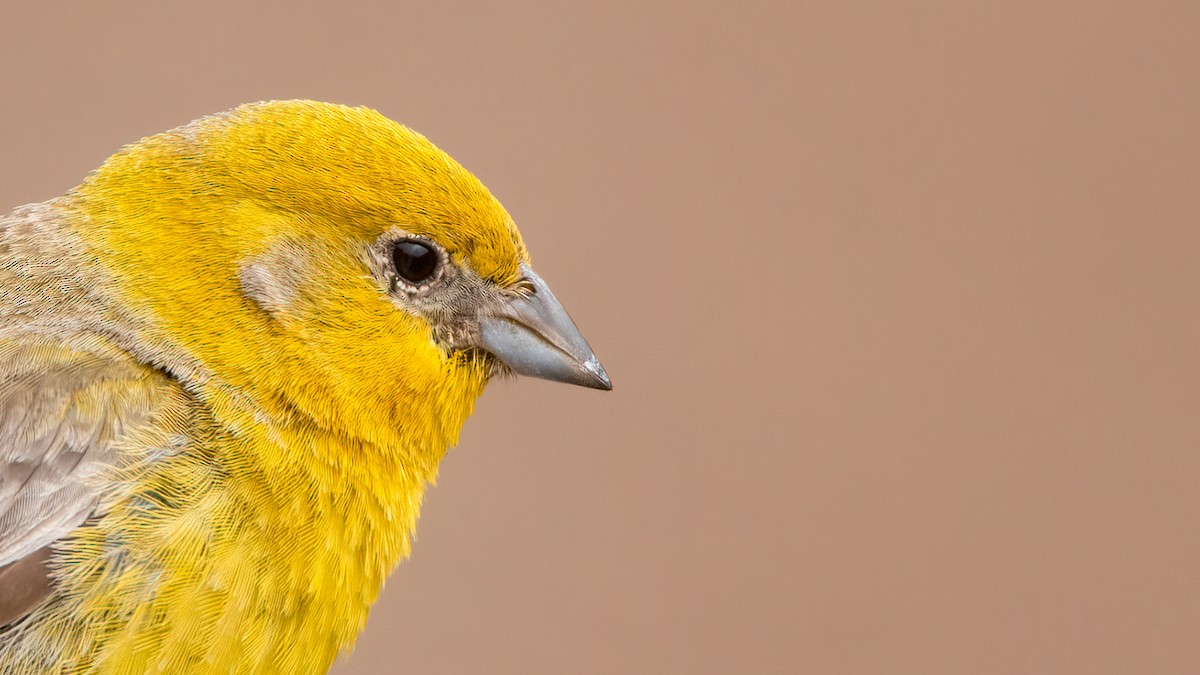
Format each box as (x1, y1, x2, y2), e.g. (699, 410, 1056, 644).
(0, 340, 169, 567)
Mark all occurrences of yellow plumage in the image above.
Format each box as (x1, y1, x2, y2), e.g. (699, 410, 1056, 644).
(0, 101, 607, 673)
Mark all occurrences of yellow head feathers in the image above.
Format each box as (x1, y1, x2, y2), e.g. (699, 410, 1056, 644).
(79, 100, 529, 285)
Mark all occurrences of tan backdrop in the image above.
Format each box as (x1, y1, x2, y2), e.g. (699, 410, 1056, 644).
(2, 2, 1198, 673)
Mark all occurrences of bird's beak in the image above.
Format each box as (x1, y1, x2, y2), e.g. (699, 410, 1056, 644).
(478, 264, 612, 390)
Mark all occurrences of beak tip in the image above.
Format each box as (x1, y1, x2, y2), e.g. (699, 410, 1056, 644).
(581, 357, 613, 391)
(592, 367, 613, 391)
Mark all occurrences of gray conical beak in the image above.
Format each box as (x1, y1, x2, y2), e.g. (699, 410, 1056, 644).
(477, 265, 611, 390)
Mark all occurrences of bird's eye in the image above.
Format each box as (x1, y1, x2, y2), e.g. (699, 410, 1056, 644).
(392, 240, 439, 284)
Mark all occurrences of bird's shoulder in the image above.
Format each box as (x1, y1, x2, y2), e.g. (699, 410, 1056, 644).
(0, 326, 191, 627)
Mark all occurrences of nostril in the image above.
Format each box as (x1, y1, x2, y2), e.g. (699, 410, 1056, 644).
(513, 277, 537, 297)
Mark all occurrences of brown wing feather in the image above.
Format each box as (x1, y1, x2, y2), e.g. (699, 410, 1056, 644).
(0, 546, 50, 628)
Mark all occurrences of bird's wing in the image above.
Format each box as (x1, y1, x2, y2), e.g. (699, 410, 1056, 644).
(0, 336, 186, 624)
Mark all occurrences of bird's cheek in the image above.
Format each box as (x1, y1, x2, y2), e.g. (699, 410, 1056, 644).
(237, 242, 314, 318)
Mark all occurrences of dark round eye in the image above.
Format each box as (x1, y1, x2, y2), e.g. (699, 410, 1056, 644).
(392, 240, 439, 284)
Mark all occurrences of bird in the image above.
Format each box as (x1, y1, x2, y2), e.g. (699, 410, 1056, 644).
(0, 100, 610, 673)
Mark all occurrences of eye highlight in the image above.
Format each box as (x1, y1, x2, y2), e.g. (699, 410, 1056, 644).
(392, 239, 439, 284)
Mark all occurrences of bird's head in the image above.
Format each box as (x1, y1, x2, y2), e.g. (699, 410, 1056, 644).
(69, 100, 608, 450)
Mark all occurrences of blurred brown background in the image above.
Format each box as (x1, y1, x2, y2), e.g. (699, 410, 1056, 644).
(2, 1, 1198, 673)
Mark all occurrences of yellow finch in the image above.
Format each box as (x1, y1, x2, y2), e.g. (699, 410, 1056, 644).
(0, 100, 609, 673)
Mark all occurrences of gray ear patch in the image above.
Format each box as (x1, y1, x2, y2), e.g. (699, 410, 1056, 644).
(238, 243, 308, 315)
